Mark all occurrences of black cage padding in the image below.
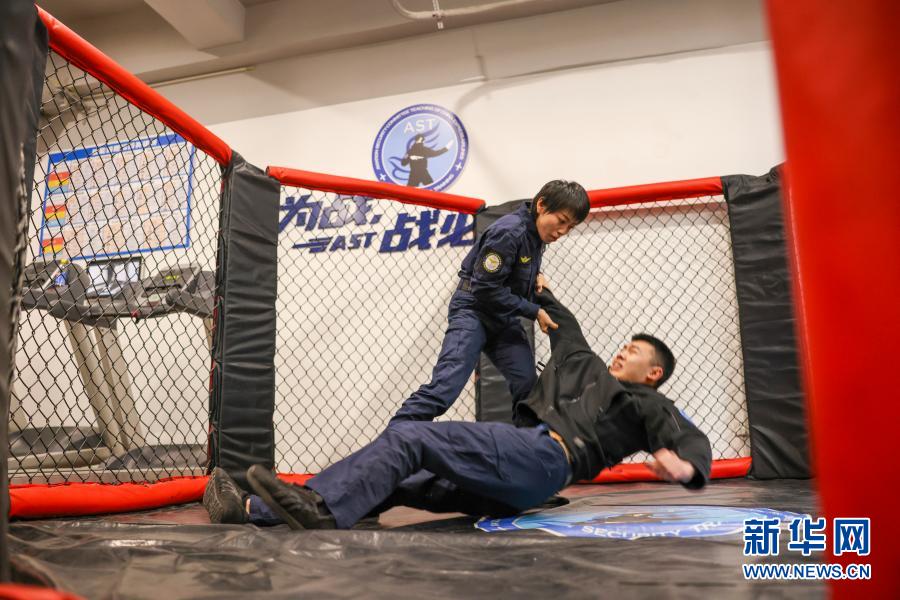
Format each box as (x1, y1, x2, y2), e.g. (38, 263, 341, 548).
(210, 153, 280, 488)
(22, 15, 48, 207)
(473, 199, 536, 424)
(1, 1, 46, 581)
(723, 167, 810, 479)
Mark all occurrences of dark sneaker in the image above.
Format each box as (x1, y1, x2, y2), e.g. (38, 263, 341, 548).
(203, 467, 249, 524)
(539, 494, 570, 510)
(246, 464, 336, 530)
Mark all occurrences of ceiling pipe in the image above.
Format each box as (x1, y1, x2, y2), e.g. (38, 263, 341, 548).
(390, 0, 552, 29)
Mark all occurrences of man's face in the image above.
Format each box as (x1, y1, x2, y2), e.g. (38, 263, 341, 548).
(609, 340, 662, 386)
(534, 198, 578, 244)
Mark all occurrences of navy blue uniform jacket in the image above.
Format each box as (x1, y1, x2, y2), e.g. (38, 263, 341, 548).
(457, 202, 544, 323)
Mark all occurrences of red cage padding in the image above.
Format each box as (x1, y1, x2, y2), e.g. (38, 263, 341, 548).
(36, 6, 232, 166)
(8, 476, 206, 519)
(589, 457, 750, 484)
(588, 176, 723, 208)
(0, 584, 85, 600)
(7, 456, 751, 519)
(267, 166, 486, 214)
(279, 461, 751, 486)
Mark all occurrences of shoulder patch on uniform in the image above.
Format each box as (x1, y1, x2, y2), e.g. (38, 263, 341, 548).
(482, 251, 503, 273)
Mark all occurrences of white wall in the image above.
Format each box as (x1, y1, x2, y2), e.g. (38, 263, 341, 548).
(58, 0, 770, 129)
(211, 40, 782, 201)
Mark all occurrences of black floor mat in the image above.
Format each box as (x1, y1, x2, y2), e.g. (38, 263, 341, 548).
(8, 479, 824, 599)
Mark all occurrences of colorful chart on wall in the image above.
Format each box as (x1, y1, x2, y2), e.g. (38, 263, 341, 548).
(40, 132, 195, 260)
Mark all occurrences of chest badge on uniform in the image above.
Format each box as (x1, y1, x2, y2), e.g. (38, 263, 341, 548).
(519, 256, 532, 264)
(482, 252, 503, 273)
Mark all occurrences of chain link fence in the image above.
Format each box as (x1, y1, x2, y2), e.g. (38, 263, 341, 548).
(539, 196, 749, 463)
(8, 50, 223, 484)
(275, 187, 749, 473)
(275, 188, 476, 472)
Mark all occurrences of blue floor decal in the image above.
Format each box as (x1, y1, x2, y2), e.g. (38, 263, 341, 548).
(476, 505, 808, 539)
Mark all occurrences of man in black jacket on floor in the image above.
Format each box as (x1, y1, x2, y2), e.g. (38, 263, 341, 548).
(205, 288, 712, 529)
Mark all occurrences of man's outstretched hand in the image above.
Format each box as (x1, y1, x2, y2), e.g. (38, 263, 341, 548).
(646, 448, 696, 483)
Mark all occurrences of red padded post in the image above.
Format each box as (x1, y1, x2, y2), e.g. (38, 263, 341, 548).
(767, 1, 900, 595)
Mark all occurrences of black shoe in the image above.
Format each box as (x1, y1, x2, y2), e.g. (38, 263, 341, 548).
(203, 467, 249, 524)
(246, 465, 336, 530)
(539, 494, 570, 510)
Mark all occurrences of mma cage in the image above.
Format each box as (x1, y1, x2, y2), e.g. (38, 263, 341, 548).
(6, 7, 808, 520)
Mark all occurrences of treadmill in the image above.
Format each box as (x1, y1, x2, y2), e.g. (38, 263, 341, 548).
(99, 263, 215, 472)
(10, 258, 217, 476)
(8, 259, 127, 471)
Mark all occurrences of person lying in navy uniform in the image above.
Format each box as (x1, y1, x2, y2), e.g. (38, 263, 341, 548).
(203, 289, 712, 529)
(391, 180, 590, 424)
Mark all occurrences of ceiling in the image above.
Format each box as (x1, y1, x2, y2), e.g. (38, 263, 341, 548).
(34, 0, 767, 126)
(38, 0, 618, 36)
(36, 0, 622, 88)
(39, 0, 276, 21)
(39, 0, 144, 21)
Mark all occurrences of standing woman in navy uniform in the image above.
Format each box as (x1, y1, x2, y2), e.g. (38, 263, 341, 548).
(391, 180, 591, 423)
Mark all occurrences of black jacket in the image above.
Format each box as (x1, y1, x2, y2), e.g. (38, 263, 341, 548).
(514, 290, 712, 489)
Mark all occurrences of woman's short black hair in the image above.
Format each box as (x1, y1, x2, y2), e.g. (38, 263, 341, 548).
(632, 333, 676, 388)
(533, 180, 590, 222)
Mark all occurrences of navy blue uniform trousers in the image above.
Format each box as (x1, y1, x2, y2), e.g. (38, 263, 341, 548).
(391, 293, 536, 422)
(249, 421, 570, 529)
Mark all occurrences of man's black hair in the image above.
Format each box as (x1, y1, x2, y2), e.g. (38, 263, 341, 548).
(632, 333, 676, 389)
(533, 180, 590, 222)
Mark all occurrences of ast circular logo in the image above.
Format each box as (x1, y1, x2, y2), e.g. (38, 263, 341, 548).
(372, 104, 468, 191)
